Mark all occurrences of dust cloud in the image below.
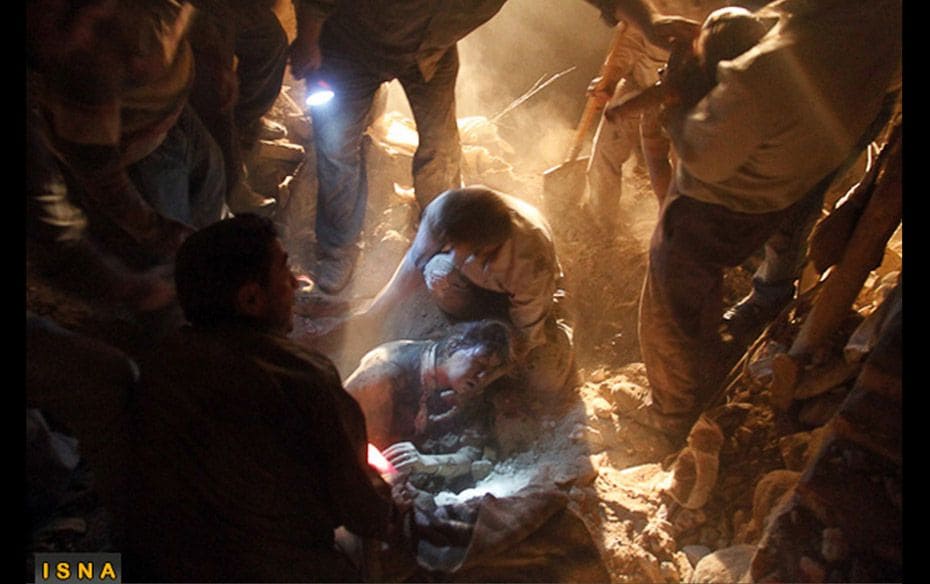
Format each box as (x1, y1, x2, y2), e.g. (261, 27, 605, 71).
(385, 0, 617, 173)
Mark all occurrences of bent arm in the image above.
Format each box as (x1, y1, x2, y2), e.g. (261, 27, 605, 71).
(56, 139, 192, 260)
(344, 357, 398, 449)
(363, 217, 444, 320)
(596, 0, 701, 48)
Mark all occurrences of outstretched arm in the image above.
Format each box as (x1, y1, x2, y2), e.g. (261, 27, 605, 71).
(384, 442, 482, 480)
(362, 215, 444, 321)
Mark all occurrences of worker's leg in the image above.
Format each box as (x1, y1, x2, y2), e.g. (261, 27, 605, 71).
(232, 5, 289, 145)
(637, 195, 785, 438)
(401, 47, 464, 210)
(586, 79, 639, 234)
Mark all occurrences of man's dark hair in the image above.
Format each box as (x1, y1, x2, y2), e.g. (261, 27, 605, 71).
(436, 319, 515, 370)
(174, 214, 279, 327)
(699, 7, 769, 81)
(435, 186, 513, 248)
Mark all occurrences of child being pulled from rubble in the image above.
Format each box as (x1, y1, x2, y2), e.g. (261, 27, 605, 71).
(345, 319, 514, 489)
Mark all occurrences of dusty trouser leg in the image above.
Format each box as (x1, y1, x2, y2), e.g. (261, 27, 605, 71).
(401, 46, 463, 210)
(512, 316, 577, 402)
(750, 187, 825, 306)
(232, 6, 289, 146)
(311, 53, 384, 253)
(639, 196, 788, 425)
(126, 105, 227, 229)
(586, 79, 640, 234)
(639, 105, 671, 204)
(188, 5, 286, 210)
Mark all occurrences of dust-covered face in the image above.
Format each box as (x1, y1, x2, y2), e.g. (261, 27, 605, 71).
(443, 346, 504, 402)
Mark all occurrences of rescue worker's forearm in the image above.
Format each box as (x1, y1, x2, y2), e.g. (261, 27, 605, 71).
(56, 141, 164, 244)
(365, 252, 422, 320)
(293, 0, 330, 36)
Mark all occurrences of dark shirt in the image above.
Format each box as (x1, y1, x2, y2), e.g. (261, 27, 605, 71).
(309, 0, 508, 80)
(128, 323, 394, 582)
(306, 0, 632, 80)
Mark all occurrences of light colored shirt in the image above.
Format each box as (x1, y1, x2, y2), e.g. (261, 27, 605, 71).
(412, 191, 562, 351)
(666, 0, 902, 213)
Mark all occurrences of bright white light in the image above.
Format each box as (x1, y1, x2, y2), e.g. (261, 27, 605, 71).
(305, 90, 335, 107)
(367, 443, 396, 476)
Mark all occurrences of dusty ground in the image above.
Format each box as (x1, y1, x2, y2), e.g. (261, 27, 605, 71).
(266, 75, 763, 581)
(35, 67, 906, 583)
(23, 74, 755, 581)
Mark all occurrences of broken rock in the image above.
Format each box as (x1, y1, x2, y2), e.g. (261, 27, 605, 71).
(256, 140, 306, 162)
(690, 544, 755, 584)
(682, 545, 712, 568)
(591, 396, 614, 419)
(738, 469, 799, 545)
(665, 416, 724, 509)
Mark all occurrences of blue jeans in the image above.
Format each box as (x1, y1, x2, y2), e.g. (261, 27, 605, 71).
(748, 186, 825, 307)
(310, 45, 462, 251)
(127, 105, 226, 229)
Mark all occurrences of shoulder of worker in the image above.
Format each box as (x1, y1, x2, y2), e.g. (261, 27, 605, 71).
(164, 323, 346, 394)
(351, 341, 422, 379)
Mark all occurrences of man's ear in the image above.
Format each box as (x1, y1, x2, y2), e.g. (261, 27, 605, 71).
(235, 281, 266, 318)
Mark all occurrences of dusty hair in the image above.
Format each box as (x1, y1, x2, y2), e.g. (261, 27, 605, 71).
(436, 319, 515, 370)
(698, 7, 770, 81)
(433, 186, 514, 248)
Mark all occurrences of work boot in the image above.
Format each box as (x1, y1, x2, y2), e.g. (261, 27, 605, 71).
(721, 291, 792, 345)
(310, 244, 361, 295)
(228, 179, 277, 217)
(623, 403, 694, 443)
(665, 415, 724, 509)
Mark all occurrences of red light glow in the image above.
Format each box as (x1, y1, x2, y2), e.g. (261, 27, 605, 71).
(367, 443, 397, 476)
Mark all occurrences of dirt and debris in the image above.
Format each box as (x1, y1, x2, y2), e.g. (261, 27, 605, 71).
(25, 47, 902, 584)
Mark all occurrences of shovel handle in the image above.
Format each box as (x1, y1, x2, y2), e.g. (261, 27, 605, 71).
(566, 21, 630, 162)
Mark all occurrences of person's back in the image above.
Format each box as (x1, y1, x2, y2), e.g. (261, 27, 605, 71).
(345, 339, 426, 449)
(126, 215, 397, 582)
(131, 324, 383, 581)
(671, 0, 901, 213)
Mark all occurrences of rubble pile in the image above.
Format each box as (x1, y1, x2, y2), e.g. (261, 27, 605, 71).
(25, 58, 902, 582)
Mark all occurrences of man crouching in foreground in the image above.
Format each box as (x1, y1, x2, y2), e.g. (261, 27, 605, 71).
(126, 214, 412, 582)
